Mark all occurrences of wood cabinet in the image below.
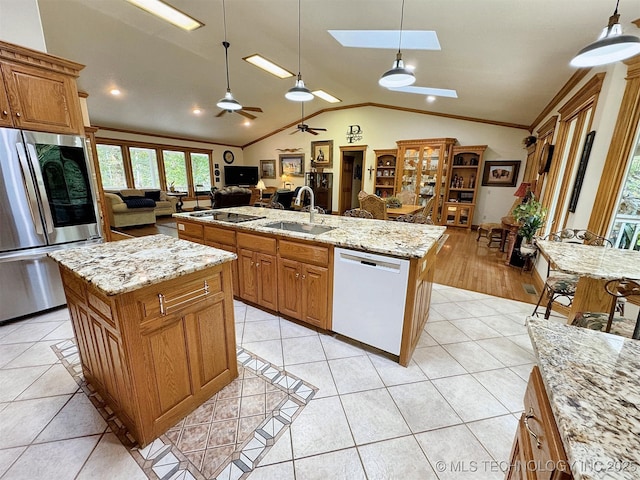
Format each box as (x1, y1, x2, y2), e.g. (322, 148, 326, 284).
(396, 138, 456, 224)
(444, 145, 486, 229)
(506, 366, 572, 480)
(59, 261, 237, 448)
(373, 149, 398, 198)
(305, 172, 333, 212)
(0, 41, 85, 135)
(237, 232, 278, 311)
(204, 225, 239, 295)
(278, 239, 332, 329)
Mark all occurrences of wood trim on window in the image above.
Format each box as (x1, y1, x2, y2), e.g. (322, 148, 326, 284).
(588, 57, 640, 236)
(557, 74, 605, 119)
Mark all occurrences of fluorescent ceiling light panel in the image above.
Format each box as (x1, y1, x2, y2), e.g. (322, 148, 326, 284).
(243, 54, 294, 78)
(389, 86, 458, 98)
(329, 30, 440, 50)
(312, 90, 341, 103)
(125, 0, 203, 31)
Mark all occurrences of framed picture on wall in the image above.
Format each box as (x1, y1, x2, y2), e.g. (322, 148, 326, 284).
(481, 160, 520, 187)
(311, 140, 333, 168)
(279, 154, 305, 177)
(260, 159, 276, 179)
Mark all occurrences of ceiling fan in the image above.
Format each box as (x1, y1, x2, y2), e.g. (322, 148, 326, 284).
(216, 106, 263, 120)
(290, 103, 326, 135)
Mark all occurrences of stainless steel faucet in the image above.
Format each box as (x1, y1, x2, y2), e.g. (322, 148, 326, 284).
(295, 186, 316, 222)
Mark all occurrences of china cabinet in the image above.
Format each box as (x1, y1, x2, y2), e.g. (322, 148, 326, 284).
(305, 172, 333, 212)
(395, 138, 456, 224)
(444, 145, 486, 229)
(373, 149, 398, 198)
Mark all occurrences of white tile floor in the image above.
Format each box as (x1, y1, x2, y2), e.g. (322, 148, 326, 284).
(0, 284, 539, 479)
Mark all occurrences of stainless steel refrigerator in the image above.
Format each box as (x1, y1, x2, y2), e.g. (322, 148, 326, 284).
(0, 127, 102, 323)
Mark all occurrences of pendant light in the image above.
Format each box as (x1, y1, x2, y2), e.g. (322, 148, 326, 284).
(216, 0, 242, 111)
(379, 0, 415, 88)
(570, 0, 640, 67)
(285, 0, 313, 101)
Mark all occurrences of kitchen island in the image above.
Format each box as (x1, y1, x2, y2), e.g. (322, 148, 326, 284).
(507, 318, 640, 480)
(174, 206, 446, 366)
(49, 235, 238, 447)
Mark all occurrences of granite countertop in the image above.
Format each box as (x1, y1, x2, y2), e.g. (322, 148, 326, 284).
(48, 234, 236, 296)
(174, 206, 447, 259)
(527, 318, 640, 480)
(535, 240, 640, 280)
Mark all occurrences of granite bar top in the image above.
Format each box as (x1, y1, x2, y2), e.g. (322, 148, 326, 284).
(174, 206, 447, 259)
(527, 318, 640, 480)
(48, 234, 236, 296)
(535, 240, 640, 280)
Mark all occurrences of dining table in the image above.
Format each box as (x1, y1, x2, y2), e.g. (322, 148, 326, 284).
(386, 204, 424, 219)
(535, 239, 640, 322)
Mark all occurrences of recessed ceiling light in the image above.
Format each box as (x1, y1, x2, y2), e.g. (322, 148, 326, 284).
(426, 95, 436, 102)
(389, 86, 458, 98)
(329, 30, 441, 50)
(124, 0, 204, 31)
(312, 90, 341, 103)
(243, 54, 294, 79)
(192, 108, 202, 115)
(110, 88, 121, 96)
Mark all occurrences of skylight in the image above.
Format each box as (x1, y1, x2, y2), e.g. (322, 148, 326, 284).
(389, 86, 458, 98)
(328, 30, 440, 50)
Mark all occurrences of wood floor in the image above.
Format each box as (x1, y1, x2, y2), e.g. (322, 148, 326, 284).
(116, 219, 542, 305)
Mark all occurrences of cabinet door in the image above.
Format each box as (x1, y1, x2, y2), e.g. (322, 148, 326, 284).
(206, 241, 239, 296)
(238, 249, 258, 303)
(257, 253, 278, 311)
(2, 63, 83, 134)
(0, 81, 12, 127)
(301, 264, 329, 328)
(278, 258, 302, 319)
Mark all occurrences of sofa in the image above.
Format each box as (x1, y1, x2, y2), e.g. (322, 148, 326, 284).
(104, 188, 178, 228)
(210, 186, 253, 209)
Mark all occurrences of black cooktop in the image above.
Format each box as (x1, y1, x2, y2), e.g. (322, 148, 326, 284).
(189, 211, 265, 223)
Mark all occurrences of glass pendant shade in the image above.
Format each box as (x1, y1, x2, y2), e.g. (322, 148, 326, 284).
(285, 74, 314, 101)
(379, 52, 415, 88)
(571, 12, 640, 67)
(217, 90, 242, 110)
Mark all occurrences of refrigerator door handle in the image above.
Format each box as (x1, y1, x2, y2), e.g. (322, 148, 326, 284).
(15, 143, 45, 235)
(24, 142, 55, 234)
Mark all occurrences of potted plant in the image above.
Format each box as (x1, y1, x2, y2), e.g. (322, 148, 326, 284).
(512, 198, 547, 255)
(386, 196, 402, 208)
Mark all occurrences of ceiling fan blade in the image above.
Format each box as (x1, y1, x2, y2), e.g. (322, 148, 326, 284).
(237, 110, 257, 120)
(309, 127, 327, 132)
(215, 110, 228, 118)
(307, 129, 319, 135)
(241, 106, 263, 112)
(290, 129, 300, 135)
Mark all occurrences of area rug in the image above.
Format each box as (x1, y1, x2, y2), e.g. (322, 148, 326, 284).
(52, 340, 317, 480)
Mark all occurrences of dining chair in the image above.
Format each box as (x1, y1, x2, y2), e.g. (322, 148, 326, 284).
(359, 194, 388, 220)
(571, 278, 640, 339)
(300, 205, 325, 214)
(396, 190, 417, 205)
(532, 229, 613, 319)
(343, 208, 373, 219)
(266, 201, 285, 209)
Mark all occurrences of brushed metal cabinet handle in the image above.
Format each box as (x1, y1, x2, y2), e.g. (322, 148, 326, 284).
(524, 407, 542, 449)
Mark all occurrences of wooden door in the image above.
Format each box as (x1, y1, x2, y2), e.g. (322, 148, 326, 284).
(0, 81, 12, 127)
(302, 264, 329, 328)
(257, 252, 278, 310)
(278, 258, 301, 319)
(238, 249, 258, 303)
(2, 63, 83, 135)
(340, 156, 354, 213)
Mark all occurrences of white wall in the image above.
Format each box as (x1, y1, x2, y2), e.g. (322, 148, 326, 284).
(0, 0, 46, 51)
(244, 105, 527, 221)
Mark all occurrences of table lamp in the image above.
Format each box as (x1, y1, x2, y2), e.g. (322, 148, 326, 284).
(256, 179, 266, 200)
(513, 182, 531, 198)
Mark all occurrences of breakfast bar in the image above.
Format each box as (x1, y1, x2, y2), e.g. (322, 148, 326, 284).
(49, 235, 238, 447)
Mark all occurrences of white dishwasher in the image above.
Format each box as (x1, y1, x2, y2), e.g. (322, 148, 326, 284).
(332, 247, 409, 355)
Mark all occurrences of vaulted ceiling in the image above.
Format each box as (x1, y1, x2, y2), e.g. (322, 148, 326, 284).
(38, 0, 639, 146)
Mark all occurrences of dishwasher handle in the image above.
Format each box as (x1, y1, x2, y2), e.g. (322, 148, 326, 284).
(338, 252, 403, 273)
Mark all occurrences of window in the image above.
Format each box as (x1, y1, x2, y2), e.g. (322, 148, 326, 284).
(96, 144, 126, 189)
(163, 150, 188, 192)
(191, 152, 211, 192)
(130, 147, 160, 188)
(609, 136, 640, 250)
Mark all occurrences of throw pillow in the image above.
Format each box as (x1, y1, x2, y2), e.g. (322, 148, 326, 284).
(144, 190, 161, 201)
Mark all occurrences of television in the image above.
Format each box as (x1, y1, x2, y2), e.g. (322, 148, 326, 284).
(224, 166, 259, 186)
